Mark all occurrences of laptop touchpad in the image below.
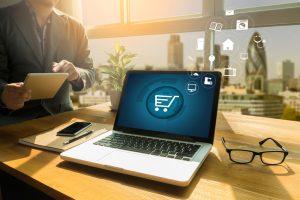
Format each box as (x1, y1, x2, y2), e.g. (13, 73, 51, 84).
(63, 144, 114, 162)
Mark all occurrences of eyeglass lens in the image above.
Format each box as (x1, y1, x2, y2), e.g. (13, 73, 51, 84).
(261, 152, 285, 165)
(230, 150, 253, 163)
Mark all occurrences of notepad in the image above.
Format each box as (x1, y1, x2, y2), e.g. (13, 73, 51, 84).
(19, 119, 113, 153)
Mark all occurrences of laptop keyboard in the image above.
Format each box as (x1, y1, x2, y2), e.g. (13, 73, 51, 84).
(93, 133, 201, 161)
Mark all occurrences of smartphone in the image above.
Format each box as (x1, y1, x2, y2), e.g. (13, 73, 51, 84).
(57, 122, 92, 137)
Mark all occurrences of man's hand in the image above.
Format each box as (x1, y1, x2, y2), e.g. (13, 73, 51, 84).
(1, 83, 31, 110)
(52, 60, 80, 82)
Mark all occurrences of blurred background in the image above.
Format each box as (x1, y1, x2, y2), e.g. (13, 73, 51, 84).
(1, 0, 300, 121)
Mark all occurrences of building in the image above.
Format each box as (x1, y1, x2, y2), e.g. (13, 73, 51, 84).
(219, 55, 230, 87)
(288, 77, 300, 91)
(78, 90, 109, 107)
(213, 54, 230, 87)
(213, 44, 221, 68)
(277, 60, 295, 88)
(218, 32, 284, 118)
(219, 86, 283, 118)
(219, 55, 229, 69)
(168, 34, 183, 70)
(267, 79, 284, 95)
(195, 57, 204, 71)
(279, 90, 300, 113)
(219, 93, 284, 118)
(145, 65, 154, 71)
(245, 32, 267, 93)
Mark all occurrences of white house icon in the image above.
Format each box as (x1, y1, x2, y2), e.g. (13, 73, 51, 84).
(222, 39, 234, 51)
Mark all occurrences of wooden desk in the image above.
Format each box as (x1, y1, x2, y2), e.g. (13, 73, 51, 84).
(0, 103, 299, 200)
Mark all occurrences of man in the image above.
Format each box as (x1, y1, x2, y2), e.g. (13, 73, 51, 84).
(0, 0, 95, 126)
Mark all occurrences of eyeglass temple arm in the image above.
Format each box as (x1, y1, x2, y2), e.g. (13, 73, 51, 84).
(259, 138, 287, 151)
(221, 137, 229, 149)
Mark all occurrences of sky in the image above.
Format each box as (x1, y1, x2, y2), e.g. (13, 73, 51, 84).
(83, 0, 300, 85)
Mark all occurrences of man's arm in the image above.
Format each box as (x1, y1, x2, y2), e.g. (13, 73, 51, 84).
(0, 23, 31, 110)
(71, 24, 95, 91)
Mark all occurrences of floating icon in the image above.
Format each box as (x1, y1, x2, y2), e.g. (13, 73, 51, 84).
(204, 77, 213, 86)
(187, 83, 197, 93)
(186, 81, 199, 94)
(209, 22, 223, 32)
(196, 38, 204, 51)
(224, 67, 237, 77)
(236, 19, 248, 31)
(189, 71, 201, 79)
(208, 55, 216, 67)
(201, 74, 216, 89)
(225, 10, 235, 16)
(192, 72, 199, 77)
(222, 39, 234, 51)
(154, 95, 179, 112)
(240, 53, 248, 60)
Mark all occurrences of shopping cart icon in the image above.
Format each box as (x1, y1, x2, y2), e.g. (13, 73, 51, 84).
(147, 86, 183, 119)
(154, 95, 179, 112)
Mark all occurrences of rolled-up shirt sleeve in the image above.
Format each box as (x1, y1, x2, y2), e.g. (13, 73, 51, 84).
(70, 68, 85, 91)
(70, 23, 95, 91)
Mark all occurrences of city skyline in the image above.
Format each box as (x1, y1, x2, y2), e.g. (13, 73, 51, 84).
(89, 25, 300, 85)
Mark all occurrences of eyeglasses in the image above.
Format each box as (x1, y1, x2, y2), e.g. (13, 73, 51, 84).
(222, 137, 288, 165)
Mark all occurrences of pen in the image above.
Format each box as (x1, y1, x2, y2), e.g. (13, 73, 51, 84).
(63, 130, 94, 145)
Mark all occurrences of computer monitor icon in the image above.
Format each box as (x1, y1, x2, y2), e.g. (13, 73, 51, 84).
(187, 83, 197, 93)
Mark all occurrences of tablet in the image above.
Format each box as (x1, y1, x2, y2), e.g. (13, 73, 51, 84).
(24, 73, 68, 100)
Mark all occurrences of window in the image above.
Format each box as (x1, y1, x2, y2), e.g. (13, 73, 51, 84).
(76, 1, 300, 121)
(82, 0, 121, 26)
(224, 0, 300, 12)
(130, 0, 203, 22)
(90, 32, 205, 70)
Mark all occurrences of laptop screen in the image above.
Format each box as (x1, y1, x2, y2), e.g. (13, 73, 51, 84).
(114, 71, 221, 143)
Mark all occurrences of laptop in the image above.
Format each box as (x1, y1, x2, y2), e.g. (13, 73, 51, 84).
(61, 71, 221, 186)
